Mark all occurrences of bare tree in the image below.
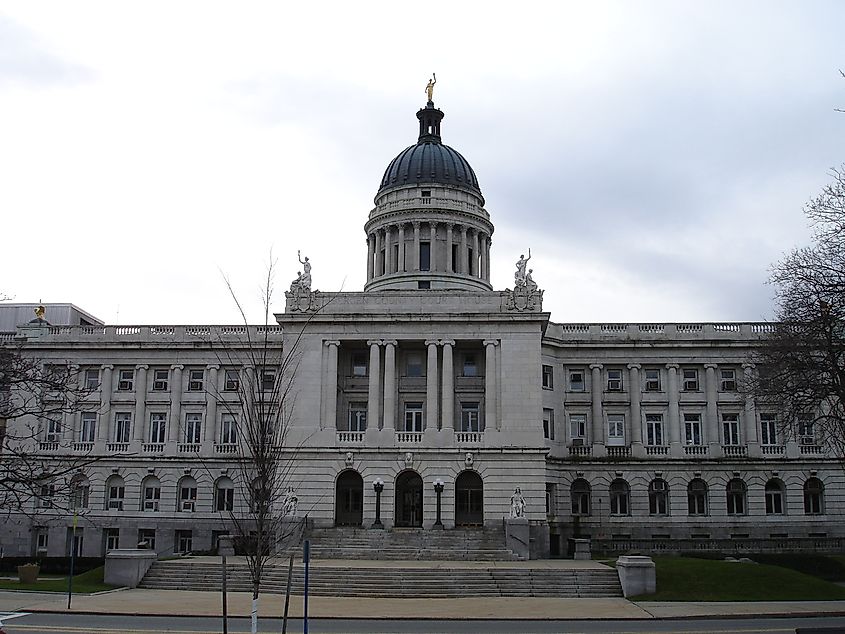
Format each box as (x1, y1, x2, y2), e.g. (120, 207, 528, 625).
(749, 165, 845, 453)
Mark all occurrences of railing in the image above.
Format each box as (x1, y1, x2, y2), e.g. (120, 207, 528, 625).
(606, 445, 631, 458)
(601, 324, 627, 333)
(214, 443, 239, 454)
(336, 431, 365, 444)
(178, 443, 201, 453)
(455, 431, 483, 445)
(142, 443, 165, 453)
(761, 444, 785, 456)
(106, 442, 129, 452)
(800, 444, 824, 455)
(72, 442, 94, 452)
(593, 536, 845, 556)
(568, 444, 592, 457)
(396, 431, 423, 444)
(38, 441, 59, 451)
(722, 445, 747, 457)
(638, 324, 665, 333)
(684, 445, 708, 456)
(645, 445, 669, 455)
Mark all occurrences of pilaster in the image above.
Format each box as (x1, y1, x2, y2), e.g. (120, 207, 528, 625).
(383, 340, 397, 432)
(484, 339, 498, 432)
(441, 340, 454, 432)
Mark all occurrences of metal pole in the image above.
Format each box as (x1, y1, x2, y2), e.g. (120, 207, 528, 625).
(303, 540, 310, 634)
(221, 554, 228, 634)
(67, 512, 77, 609)
(281, 554, 293, 634)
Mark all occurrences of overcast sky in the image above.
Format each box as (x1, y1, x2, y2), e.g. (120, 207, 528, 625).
(1, 1, 843, 325)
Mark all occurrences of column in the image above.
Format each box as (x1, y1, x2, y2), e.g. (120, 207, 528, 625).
(743, 363, 758, 444)
(168, 364, 183, 442)
(627, 364, 642, 447)
(484, 340, 498, 432)
(460, 226, 468, 274)
(324, 341, 340, 430)
(205, 364, 219, 443)
(425, 340, 439, 430)
(132, 365, 147, 442)
(374, 230, 383, 277)
(441, 340, 454, 431)
(473, 230, 480, 277)
(485, 237, 492, 281)
(666, 364, 681, 450)
(704, 364, 718, 449)
(384, 226, 393, 273)
(97, 365, 113, 442)
(64, 364, 79, 441)
(398, 224, 406, 273)
(366, 234, 374, 281)
(446, 225, 453, 273)
(367, 340, 381, 431)
(589, 364, 603, 445)
(383, 341, 396, 432)
(413, 222, 421, 271)
(479, 233, 487, 280)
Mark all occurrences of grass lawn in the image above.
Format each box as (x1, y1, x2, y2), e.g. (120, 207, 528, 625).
(632, 556, 845, 601)
(0, 566, 114, 593)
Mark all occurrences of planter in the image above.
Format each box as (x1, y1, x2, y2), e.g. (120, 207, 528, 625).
(17, 563, 40, 584)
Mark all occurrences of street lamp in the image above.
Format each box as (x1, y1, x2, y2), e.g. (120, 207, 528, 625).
(433, 479, 445, 529)
(372, 478, 384, 529)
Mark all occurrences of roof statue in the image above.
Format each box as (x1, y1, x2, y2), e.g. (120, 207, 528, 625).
(34, 305, 46, 320)
(425, 73, 436, 103)
(297, 250, 312, 291)
(505, 249, 543, 312)
(288, 250, 319, 312)
(514, 249, 531, 287)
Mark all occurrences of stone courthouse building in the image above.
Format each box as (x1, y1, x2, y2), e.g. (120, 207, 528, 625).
(1, 94, 840, 559)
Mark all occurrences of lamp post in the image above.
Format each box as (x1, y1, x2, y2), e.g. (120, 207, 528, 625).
(372, 478, 384, 528)
(433, 479, 445, 529)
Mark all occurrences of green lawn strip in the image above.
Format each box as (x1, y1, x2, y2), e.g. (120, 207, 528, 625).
(632, 556, 845, 601)
(0, 566, 115, 593)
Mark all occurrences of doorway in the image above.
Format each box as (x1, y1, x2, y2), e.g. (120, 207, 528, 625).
(455, 470, 483, 526)
(335, 470, 364, 526)
(395, 470, 423, 527)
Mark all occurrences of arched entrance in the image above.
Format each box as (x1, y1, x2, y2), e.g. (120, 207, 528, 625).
(394, 470, 423, 527)
(335, 470, 363, 526)
(455, 470, 483, 526)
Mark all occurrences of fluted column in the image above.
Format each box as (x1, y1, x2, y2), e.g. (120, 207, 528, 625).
(485, 237, 492, 281)
(366, 234, 374, 281)
(473, 230, 480, 277)
(322, 341, 339, 430)
(460, 226, 467, 274)
(98, 365, 113, 442)
(590, 364, 603, 445)
(375, 230, 383, 276)
(666, 363, 680, 447)
(425, 340, 439, 430)
(446, 225, 453, 273)
(413, 222, 421, 271)
(168, 364, 183, 442)
(484, 340, 498, 432)
(367, 340, 381, 430)
(203, 364, 219, 443)
(743, 363, 758, 443)
(479, 234, 487, 280)
(132, 365, 148, 442)
(441, 340, 454, 431)
(704, 363, 718, 448)
(383, 341, 397, 432)
(398, 224, 406, 273)
(628, 364, 642, 445)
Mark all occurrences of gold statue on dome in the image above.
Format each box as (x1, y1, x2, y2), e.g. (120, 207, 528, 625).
(34, 305, 46, 320)
(425, 73, 436, 102)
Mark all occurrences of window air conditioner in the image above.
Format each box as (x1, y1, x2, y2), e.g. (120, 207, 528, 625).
(108, 500, 124, 511)
(144, 501, 159, 511)
(800, 436, 816, 446)
(571, 438, 584, 446)
(45, 433, 59, 442)
(153, 380, 168, 391)
(683, 380, 698, 391)
(118, 380, 132, 391)
(607, 380, 621, 391)
(181, 500, 196, 512)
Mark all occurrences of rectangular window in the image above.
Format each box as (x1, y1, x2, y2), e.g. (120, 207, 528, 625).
(180, 486, 197, 511)
(644, 369, 661, 392)
(420, 242, 431, 271)
(39, 484, 55, 507)
(143, 484, 160, 511)
(261, 368, 276, 392)
(149, 413, 167, 444)
(451, 244, 459, 272)
(348, 403, 367, 432)
(798, 415, 815, 443)
(220, 414, 238, 444)
(541, 365, 554, 389)
(36, 530, 49, 552)
(682, 368, 699, 391)
(568, 369, 585, 392)
(351, 353, 368, 377)
(684, 413, 702, 445)
(720, 369, 737, 392)
(117, 369, 134, 391)
(462, 402, 481, 433)
(607, 414, 625, 444)
(188, 369, 204, 392)
(108, 486, 125, 510)
(569, 413, 587, 439)
(462, 354, 478, 377)
(175, 530, 193, 553)
(152, 369, 169, 392)
(404, 402, 423, 432)
(606, 369, 623, 391)
(45, 415, 61, 442)
(542, 408, 554, 439)
(224, 370, 240, 391)
(722, 413, 740, 445)
(84, 368, 100, 390)
(80, 413, 96, 442)
(138, 529, 156, 550)
(645, 413, 664, 446)
(114, 413, 131, 443)
(216, 487, 234, 512)
(760, 413, 777, 445)
(405, 352, 424, 377)
(184, 413, 202, 444)
(104, 528, 120, 552)
(467, 247, 474, 275)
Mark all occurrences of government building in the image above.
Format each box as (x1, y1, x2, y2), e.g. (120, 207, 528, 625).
(1, 94, 840, 561)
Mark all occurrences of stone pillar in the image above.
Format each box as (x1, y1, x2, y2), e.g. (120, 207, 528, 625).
(704, 363, 719, 450)
(132, 365, 148, 442)
(367, 340, 381, 431)
(479, 233, 487, 280)
(398, 224, 406, 273)
(473, 230, 480, 277)
(484, 340, 498, 432)
(98, 365, 113, 442)
(425, 340, 439, 430)
(590, 364, 603, 445)
(366, 234, 374, 281)
(441, 340, 454, 431)
(204, 364, 219, 444)
(446, 225, 453, 273)
(383, 341, 397, 432)
(743, 363, 758, 444)
(486, 237, 492, 281)
(628, 364, 642, 449)
(64, 365, 79, 441)
(666, 363, 681, 454)
(413, 222, 421, 271)
(168, 364, 183, 442)
(324, 341, 340, 431)
(383, 226, 392, 274)
(460, 226, 468, 274)
(374, 230, 383, 277)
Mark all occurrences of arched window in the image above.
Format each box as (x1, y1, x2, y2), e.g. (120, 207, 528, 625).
(764, 479, 785, 515)
(250, 477, 270, 514)
(140, 475, 161, 511)
(105, 475, 125, 511)
(178, 476, 198, 512)
(726, 478, 746, 515)
(687, 478, 708, 516)
(70, 474, 90, 510)
(570, 478, 591, 516)
(609, 479, 629, 516)
(804, 477, 824, 515)
(215, 476, 235, 512)
(648, 478, 669, 515)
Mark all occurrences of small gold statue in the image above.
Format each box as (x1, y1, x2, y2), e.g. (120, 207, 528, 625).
(34, 305, 46, 320)
(425, 73, 436, 102)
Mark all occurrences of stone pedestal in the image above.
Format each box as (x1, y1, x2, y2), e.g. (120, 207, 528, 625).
(504, 517, 530, 560)
(104, 549, 158, 588)
(570, 538, 591, 560)
(217, 535, 235, 556)
(616, 555, 656, 598)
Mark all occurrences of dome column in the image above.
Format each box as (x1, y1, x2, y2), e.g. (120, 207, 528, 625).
(375, 230, 383, 277)
(480, 233, 488, 280)
(459, 226, 467, 274)
(398, 224, 406, 273)
(446, 224, 454, 273)
(366, 234, 375, 281)
(413, 222, 421, 271)
(473, 230, 480, 277)
(385, 226, 394, 273)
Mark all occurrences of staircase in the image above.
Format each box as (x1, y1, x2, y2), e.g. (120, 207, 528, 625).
(139, 560, 622, 598)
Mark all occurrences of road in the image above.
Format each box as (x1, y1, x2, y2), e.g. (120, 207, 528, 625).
(3, 613, 845, 634)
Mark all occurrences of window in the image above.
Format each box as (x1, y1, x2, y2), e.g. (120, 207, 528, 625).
(606, 369, 623, 391)
(571, 479, 591, 515)
(179, 478, 197, 512)
(70, 476, 89, 509)
(143, 479, 161, 512)
(418, 281, 430, 289)
(45, 415, 61, 442)
(152, 369, 169, 391)
(726, 478, 746, 515)
(351, 353, 368, 377)
(80, 413, 96, 443)
(542, 365, 554, 389)
(722, 413, 740, 445)
(420, 241, 431, 271)
(645, 414, 664, 446)
(117, 369, 134, 391)
(104, 528, 120, 552)
(221, 414, 238, 444)
(462, 402, 481, 433)
(467, 246, 474, 275)
(215, 478, 235, 512)
(138, 529, 156, 551)
(84, 368, 100, 390)
(403, 402, 423, 432)
(687, 479, 708, 515)
(175, 530, 193, 554)
(188, 369, 204, 392)
(451, 244, 459, 272)
(569, 413, 587, 440)
(609, 479, 630, 515)
(568, 369, 585, 392)
(649, 479, 669, 515)
(798, 415, 815, 444)
(39, 484, 55, 507)
(260, 368, 276, 392)
(644, 369, 661, 392)
(607, 414, 625, 445)
(684, 413, 702, 445)
(760, 413, 777, 445)
(405, 352, 423, 377)
(765, 479, 785, 515)
(184, 413, 202, 444)
(546, 483, 556, 516)
(542, 408, 554, 440)
(224, 370, 240, 391)
(149, 413, 167, 444)
(804, 477, 824, 515)
(107, 478, 125, 511)
(114, 413, 131, 443)
(35, 529, 49, 553)
(720, 369, 737, 392)
(682, 368, 699, 391)
(462, 354, 478, 377)
(348, 403, 367, 432)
